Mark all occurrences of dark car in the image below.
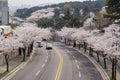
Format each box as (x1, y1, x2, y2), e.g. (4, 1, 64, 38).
(37, 41, 43, 47)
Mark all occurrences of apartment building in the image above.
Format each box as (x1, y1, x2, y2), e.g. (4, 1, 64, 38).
(0, 0, 9, 25)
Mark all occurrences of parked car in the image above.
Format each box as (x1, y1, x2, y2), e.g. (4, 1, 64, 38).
(46, 43, 52, 49)
(37, 41, 43, 47)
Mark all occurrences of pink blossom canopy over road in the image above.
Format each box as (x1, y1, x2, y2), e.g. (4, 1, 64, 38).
(0, 24, 52, 54)
(57, 24, 120, 56)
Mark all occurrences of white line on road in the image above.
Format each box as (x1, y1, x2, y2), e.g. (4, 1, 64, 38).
(36, 70, 41, 76)
(79, 71, 81, 78)
(46, 49, 48, 57)
(45, 59, 47, 63)
(77, 64, 80, 69)
(75, 60, 78, 63)
(46, 55, 48, 59)
(42, 64, 45, 68)
(73, 56, 75, 59)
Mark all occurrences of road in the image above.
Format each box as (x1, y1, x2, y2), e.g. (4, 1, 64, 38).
(11, 42, 103, 80)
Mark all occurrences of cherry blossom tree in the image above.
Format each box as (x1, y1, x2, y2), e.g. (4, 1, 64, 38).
(57, 27, 77, 45)
(83, 24, 120, 80)
(14, 26, 52, 61)
(0, 37, 23, 72)
(0, 24, 52, 72)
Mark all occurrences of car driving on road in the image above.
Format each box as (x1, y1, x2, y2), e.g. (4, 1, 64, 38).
(37, 41, 43, 47)
(46, 43, 52, 49)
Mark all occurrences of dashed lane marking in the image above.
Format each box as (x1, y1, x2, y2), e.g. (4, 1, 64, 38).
(73, 56, 75, 59)
(42, 64, 45, 68)
(77, 64, 80, 69)
(79, 71, 81, 78)
(75, 60, 78, 63)
(36, 70, 41, 76)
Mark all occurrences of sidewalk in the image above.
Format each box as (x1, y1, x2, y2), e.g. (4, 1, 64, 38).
(0, 47, 35, 80)
(0, 56, 23, 78)
(0, 56, 30, 79)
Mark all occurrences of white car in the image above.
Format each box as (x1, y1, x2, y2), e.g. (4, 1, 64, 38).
(46, 43, 52, 49)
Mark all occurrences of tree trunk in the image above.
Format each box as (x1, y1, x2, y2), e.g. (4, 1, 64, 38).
(30, 44, 32, 53)
(112, 59, 115, 80)
(97, 52, 100, 62)
(79, 43, 80, 49)
(104, 58, 107, 69)
(89, 47, 93, 57)
(32, 42, 33, 50)
(29, 46, 31, 54)
(19, 48, 22, 56)
(84, 42, 86, 52)
(103, 54, 107, 69)
(73, 40, 76, 47)
(22, 48, 26, 61)
(114, 59, 117, 80)
(65, 39, 67, 45)
(27, 46, 30, 57)
(111, 57, 118, 80)
(4, 54, 9, 72)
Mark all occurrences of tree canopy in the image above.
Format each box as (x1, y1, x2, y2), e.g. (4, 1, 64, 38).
(15, 0, 105, 18)
(105, 0, 120, 19)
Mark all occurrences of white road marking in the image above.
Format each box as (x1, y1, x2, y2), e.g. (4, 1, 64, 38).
(46, 55, 48, 59)
(75, 60, 78, 63)
(79, 71, 81, 78)
(77, 64, 80, 69)
(42, 64, 45, 68)
(36, 70, 41, 76)
(46, 49, 48, 56)
(73, 56, 75, 59)
(45, 59, 47, 63)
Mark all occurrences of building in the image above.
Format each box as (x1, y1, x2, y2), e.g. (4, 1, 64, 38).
(10, 17, 24, 25)
(0, 0, 9, 25)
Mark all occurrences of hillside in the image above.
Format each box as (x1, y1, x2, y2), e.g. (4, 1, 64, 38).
(15, 0, 105, 18)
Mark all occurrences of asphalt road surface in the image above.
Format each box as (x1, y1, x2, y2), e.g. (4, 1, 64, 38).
(10, 42, 103, 80)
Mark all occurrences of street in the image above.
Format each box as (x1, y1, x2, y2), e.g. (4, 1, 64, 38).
(10, 42, 103, 80)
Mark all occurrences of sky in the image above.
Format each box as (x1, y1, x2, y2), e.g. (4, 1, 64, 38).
(8, 0, 85, 6)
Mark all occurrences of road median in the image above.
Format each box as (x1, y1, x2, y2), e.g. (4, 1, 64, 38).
(53, 47, 63, 80)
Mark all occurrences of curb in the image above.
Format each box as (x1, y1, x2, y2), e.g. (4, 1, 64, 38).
(0, 47, 35, 80)
(67, 46, 110, 80)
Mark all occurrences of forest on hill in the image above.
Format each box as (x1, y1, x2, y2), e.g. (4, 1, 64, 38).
(15, 0, 106, 28)
(15, 0, 105, 18)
